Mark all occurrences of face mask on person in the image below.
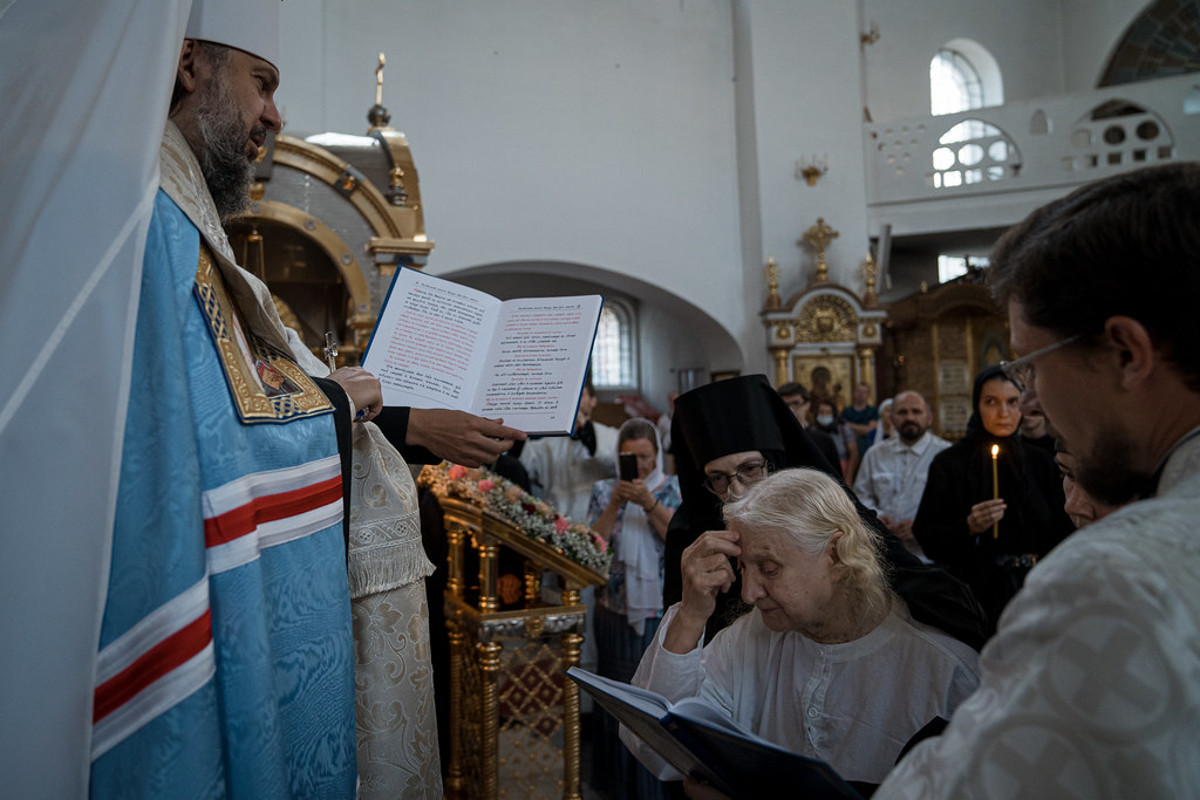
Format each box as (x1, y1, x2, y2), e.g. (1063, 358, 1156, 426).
(816, 414, 834, 427)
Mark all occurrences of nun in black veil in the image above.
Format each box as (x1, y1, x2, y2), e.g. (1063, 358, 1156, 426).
(664, 374, 989, 650)
(912, 364, 1073, 636)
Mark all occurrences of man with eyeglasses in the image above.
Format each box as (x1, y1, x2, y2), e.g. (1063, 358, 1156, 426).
(876, 163, 1200, 799)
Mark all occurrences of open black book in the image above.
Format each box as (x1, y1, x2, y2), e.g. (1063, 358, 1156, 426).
(567, 667, 865, 800)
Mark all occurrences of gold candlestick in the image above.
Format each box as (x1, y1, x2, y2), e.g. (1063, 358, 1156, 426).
(764, 256, 782, 310)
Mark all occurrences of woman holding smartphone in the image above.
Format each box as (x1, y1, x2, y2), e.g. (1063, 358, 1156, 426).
(587, 417, 682, 800)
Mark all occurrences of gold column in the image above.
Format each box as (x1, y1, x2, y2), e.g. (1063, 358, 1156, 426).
(857, 347, 875, 400)
(524, 560, 543, 608)
(446, 524, 464, 597)
(479, 535, 500, 614)
(930, 322, 942, 420)
(478, 640, 503, 800)
(966, 317, 976, 379)
(772, 349, 789, 387)
(561, 587, 583, 800)
(445, 619, 466, 797)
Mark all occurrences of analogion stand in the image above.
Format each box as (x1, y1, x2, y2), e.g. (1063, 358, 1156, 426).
(430, 493, 607, 800)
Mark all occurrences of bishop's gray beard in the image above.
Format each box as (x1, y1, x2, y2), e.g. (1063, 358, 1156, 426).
(193, 79, 262, 222)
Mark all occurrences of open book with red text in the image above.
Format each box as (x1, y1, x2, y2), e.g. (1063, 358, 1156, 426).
(567, 666, 865, 800)
(362, 266, 603, 435)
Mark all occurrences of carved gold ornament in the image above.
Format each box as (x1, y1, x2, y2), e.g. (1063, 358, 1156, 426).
(796, 295, 857, 342)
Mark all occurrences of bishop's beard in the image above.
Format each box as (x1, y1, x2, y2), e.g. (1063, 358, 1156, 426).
(193, 78, 265, 222)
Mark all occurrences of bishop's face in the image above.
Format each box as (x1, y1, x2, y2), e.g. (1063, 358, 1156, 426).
(189, 44, 281, 220)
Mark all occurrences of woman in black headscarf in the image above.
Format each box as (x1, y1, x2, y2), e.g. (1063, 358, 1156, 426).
(913, 365, 1074, 636)
(664, 374, 989, 650)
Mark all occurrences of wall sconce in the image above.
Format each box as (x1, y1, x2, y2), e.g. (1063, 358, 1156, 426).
(795, 155, 829, 186)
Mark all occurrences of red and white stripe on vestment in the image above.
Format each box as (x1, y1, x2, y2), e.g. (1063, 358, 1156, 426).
(203, 454, 342, 575)
(91, 456, 344, 759)
(91, 578, 215, 760)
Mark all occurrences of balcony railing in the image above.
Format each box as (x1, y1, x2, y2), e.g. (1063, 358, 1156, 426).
(864, 72, 1200, 233)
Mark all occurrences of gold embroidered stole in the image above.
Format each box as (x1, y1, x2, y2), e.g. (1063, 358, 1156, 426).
(194, 245, 332, 421)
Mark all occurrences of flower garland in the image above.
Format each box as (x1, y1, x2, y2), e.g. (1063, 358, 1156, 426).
(419, 462, 611, 575)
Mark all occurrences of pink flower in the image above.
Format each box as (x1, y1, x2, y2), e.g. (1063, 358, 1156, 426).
(554, 516, 569, 534)
(478, 479, 495, 493)
(505, 486, 523, 503)
(591, 532, 608, 553)
(447, 464, 468, 480)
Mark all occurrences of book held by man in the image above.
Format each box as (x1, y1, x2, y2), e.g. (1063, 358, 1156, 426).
(567, 666, 864, 800)
(362, 267, 604, 435)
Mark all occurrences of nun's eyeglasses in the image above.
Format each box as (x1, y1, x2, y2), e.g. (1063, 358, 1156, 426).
(703, 461, 768, 496)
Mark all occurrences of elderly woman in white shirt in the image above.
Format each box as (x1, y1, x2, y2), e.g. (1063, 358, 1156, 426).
(624, 467, 981, 793)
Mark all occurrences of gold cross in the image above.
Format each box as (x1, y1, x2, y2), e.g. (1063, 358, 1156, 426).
(375, 53, 386, 106)
(800, 217, 839, 283)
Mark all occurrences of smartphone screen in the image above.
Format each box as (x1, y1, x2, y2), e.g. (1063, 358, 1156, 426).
(619, 452, 638, 481)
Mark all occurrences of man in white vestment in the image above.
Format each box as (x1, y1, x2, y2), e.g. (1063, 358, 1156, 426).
(520, 380, 618, 683)
(853, 391, 949, 560)
(521, 381, 619, 522)
(875, 163, 1200, 798)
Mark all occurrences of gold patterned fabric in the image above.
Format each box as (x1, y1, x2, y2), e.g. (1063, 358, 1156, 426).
(352, 585, 442, 799)
(193, 247, 333, 421)
(344, 388, 441, 798)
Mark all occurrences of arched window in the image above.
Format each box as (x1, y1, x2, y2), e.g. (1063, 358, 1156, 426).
(930, 48, 984, 116)
(590, 302, 636, 389)
(928, 39, 1003, 142)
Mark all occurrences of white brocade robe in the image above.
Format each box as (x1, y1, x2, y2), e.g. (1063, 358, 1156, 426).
(624, 601, 980, 785)
(519, 424, 619, 523)
(287, 336, 442, 800)
(874, 431, 1200, 800)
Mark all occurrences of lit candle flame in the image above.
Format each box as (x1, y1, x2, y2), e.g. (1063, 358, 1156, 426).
(991, 444, 1000, 537)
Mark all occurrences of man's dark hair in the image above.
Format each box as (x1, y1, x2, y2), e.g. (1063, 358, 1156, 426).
(169, 41, 230, 114)
(989, 162, 1200, 388)
(776, 381, 809, 402)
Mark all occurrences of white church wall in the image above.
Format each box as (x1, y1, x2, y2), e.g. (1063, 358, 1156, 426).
(732, 0, 876, 336)
(862, 0, 1067, 122)
(276, 0, 751, 392)
(1060, 0, 1153, 90)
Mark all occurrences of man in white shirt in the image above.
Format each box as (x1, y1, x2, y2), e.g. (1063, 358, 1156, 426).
(854, 391, 949, 560)
(521, 382, 618, 522)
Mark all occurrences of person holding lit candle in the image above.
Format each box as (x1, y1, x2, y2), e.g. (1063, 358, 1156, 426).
(912, 365, 1073, 638)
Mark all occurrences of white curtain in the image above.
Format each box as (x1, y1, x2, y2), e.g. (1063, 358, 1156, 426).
(0, 1, 191, 795)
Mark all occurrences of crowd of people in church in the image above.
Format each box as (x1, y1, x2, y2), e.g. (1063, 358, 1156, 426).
(4, 2, 1198, 798)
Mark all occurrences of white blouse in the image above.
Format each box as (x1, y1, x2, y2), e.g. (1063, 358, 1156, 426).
(624, 599, 980, 785)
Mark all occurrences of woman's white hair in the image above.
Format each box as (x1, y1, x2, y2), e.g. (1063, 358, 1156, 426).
(722, 467, 890, 621)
